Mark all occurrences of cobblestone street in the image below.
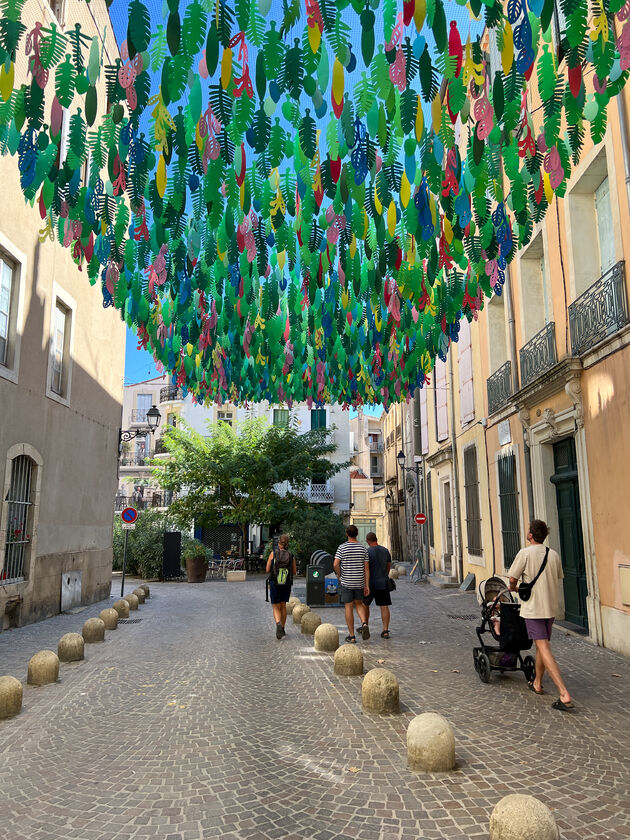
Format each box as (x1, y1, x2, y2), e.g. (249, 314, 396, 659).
(1, 575, 629, 840)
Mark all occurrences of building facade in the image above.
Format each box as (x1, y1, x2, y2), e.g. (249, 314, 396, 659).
(0, 0, 125, 628)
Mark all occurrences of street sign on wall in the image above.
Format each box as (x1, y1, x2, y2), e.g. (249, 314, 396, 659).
(415, 513, 427, 525)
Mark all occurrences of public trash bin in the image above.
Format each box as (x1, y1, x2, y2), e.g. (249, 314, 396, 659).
(306, 565, 325, 606)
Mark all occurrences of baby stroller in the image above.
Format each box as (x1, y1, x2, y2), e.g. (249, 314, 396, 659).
(473, 576, 536, 684)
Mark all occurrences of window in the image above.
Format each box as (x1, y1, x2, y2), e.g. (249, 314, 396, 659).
(487, 295, 507, 373)
(595, 177, 615, 275)
(427, 472, 434, 548)
(47, 0, 66, 25)
(370, 455, 382, 475)
(50, 301, 69, 395)
(2, 455, 33, 583)
(434, 359, 448, 442)
(273, 408, 289, 427)
(420, 387, 428, 454)
(217, 410, 233, 426)
(311, 408, 326, 430)
(59, 108, 69, 167)
(135, 434, 149, 463)
(0, 255, 14, 367)
(463, 446, 482, 556)
(458, 318, 474, 426)
(134, 393, 151, 423)
(167, 413, 177, 428)
(519, 233, 552, 343)
(498, 452, 521, 569)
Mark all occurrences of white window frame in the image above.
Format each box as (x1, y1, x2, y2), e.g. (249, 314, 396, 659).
(0, 233, 26, 385)
(45, 0, 66, 30)
(46, 283, 76, 406)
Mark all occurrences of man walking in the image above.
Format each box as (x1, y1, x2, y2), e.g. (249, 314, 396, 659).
(508, 519, 574, 711)
(334, 525, 370, 643)
(363, 532, 392, 638)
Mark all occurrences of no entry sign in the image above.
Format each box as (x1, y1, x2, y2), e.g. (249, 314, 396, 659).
(121, 507, 138, 524)
(415, 513, 427, 525)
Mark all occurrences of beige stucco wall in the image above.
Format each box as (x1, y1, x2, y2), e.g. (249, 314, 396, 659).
(0, 0, 125, 627)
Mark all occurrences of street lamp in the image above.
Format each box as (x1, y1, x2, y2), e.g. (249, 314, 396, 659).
(118, 405, 162, 454)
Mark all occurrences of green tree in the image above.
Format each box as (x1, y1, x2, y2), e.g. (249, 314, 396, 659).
(275, 506, 347, 573)
(152, 417, 347, 542)
(113, 508, 178, 579)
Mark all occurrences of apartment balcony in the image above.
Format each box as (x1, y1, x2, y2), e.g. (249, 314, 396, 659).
(369, 440, 384, 452)
(153, 438, 170, 455)
(520, 322, 557, 388)
(487, 361, 512, 415)
(114, 492, 172, 511)
(119, 456, 152, 468)
(160, 385, 184, 404)
(275, 481, 334, 503)
(130, 408, 149, 424)
(569, 261, 629, 356)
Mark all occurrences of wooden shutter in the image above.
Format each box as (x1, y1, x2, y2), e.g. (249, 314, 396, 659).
(458, 318, 475, 426)
(420, 387, 428, 454)
(435, 359, 448, 442)
(463, 446, 482, 556)
(498, 453, 521, 568)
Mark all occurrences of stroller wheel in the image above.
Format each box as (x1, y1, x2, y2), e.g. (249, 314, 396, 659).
(523, 655, 536, 683)
(477, 652, 491, 683)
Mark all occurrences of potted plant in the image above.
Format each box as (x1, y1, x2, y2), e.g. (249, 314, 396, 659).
(182, 538, 209, 583)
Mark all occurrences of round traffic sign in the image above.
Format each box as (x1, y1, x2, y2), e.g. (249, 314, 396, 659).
(415, 512, 427, 525)
(121, 507, 138, 524)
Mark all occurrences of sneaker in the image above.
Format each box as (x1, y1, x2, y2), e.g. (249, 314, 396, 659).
(280, 625, 286, 637)
(345, 634, 357, 643)
(359, 623, 370, 641)
(276, 623, 283, 640)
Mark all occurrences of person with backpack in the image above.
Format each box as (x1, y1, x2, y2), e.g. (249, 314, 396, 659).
(266, 534, 297, 640)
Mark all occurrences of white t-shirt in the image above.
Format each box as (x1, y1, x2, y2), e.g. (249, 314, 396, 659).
(508, 544, 564, 619)
(335, 541, 368, 588)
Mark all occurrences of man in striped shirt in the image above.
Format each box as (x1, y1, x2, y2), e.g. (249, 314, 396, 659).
(334, 525, 370, 643)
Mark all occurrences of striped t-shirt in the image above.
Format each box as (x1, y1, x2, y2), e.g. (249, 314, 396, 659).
(335, 541, 369, 588)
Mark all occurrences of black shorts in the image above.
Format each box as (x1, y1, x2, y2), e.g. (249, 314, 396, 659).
(339, 585, 365, 604)
(269, 581, 291, 604)
(363, 588, 392, 607)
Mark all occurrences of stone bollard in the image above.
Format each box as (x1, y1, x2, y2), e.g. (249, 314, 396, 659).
(123, 593, 139, 611)
(489, 794, 559, 840)
(301, 611, 322, 635)
(139, 584, 150, 598)
(407, 712, 456, 771)
(292, 604, 311, 625)
(397, 565, 407, 576)
(27, 650, 59, 686)
(0, 675, 23, 718)
(314, 623, 339, 652)
(58, 633, 85, 663)
(334, 644, 363, 676)
(82, 618, 106, 643)
(133, 588, 146, 604)
(99, 608, 119, 630)
(389, 569, 400, 580)
(288, 596, 300, 606)
(362, 667, 400, 714)
(112, 599, 130, 618)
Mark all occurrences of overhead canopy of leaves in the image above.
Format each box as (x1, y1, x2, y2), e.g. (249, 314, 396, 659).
(1, 0, 629, 405)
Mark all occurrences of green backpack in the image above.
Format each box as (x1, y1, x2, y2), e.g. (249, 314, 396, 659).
(273, 547, 293, 586)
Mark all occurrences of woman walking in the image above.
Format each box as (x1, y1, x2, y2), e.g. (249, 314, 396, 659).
(266, 534, 297, 639)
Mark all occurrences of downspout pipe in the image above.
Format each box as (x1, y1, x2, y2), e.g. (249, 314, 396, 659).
(448, 351, 464, 583)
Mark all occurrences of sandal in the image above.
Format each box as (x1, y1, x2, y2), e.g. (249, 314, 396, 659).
(551, 698, 575, 711)
(381, 630, 390, 639)
(527, 682, 545, 695)
(345, 635, 356, 643)
(359, 623, 370, 640)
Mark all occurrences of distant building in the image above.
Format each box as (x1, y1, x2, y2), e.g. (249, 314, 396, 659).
(0, 0, 124, 628)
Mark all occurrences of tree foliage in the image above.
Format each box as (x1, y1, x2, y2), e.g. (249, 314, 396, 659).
(152, 418, 347, 537)
(273, 505, 347, 573)
(113, 508, 178, 579)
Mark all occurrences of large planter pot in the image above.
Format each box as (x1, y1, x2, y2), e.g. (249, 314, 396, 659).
(185, 556, 208, 583)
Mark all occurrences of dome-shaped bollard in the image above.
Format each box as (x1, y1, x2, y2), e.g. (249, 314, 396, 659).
(314, 623, 339, 652)
(407, 712, 456, 771)
(123, 593, 139, 611)
(0, 675, 23, 718)
(139, 584, 150, 598)
(334, 643, 363, 675)
(292, 604, 310, 625)
(301, 611, 322, 635)
(112, 599, 130, 618)
(99, 608, 119, 630)
(362, 667, 400, 714)
(397, 565, 407, 576)
(133, 588, 146, 604)
(287, 596, 300, 615)
(27, 650, 59, 686)
(489, 794, 559, 840)
(82, 618, 105, 643)
(58, 633, 85, 662)
(389, 568, 399, 580)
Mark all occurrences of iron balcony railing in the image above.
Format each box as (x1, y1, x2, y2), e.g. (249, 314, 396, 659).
(154, 438, 169, 454)
(275, 481, 334, 503)
(569, 261, 629, 356)
(487, 361, 512, 415)
(130, 408, 149, 423)
(520, 322, 557, 388)
(369, 441, 384, 451)
(119, 456, 152, 467)
(114, 492, 172, 511)
(160, 385, 184, 403)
